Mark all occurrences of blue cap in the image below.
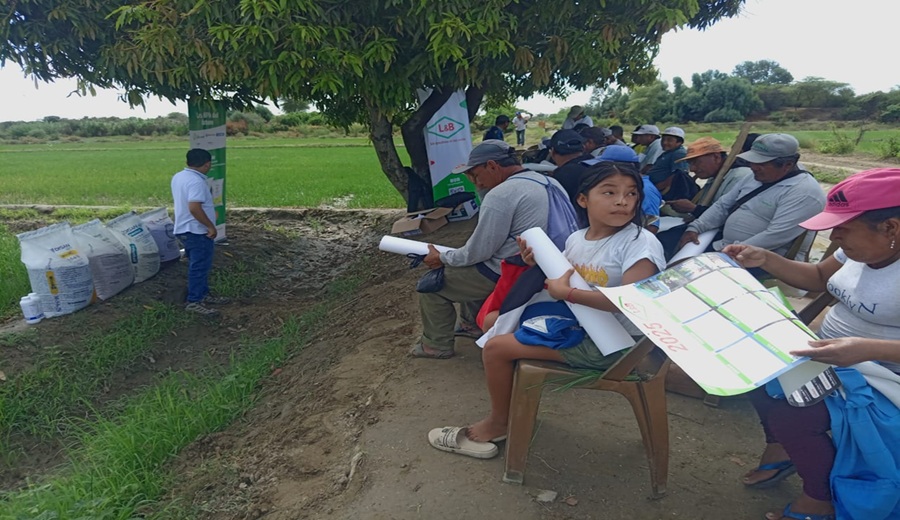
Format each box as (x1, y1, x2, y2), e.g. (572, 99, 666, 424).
(597, 144, 640, 163)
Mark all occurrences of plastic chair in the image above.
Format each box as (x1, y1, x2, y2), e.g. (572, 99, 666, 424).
(502, 337, 671, 497)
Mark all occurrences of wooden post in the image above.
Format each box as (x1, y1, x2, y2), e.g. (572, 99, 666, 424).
(698, 122, 752, 207)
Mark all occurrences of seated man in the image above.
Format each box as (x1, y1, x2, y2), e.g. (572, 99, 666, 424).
(547, 129, 593, 208)
(667, 137, 753, 218)
(646, 127, 694, 201)
(483, 115, 509, 141)
(632, 124, 662, 174)
(577, 126, 610, 157)
(413, 140, 569, 359)
(673, 133, 826, 262)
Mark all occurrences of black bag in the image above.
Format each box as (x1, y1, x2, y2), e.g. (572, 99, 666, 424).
(416, 267, 445, 293)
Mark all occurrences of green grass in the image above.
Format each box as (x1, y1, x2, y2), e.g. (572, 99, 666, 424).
(0, 138, 406, 208)
(0, 225, 30, 319)
(0, 263, 370, 520)
(0, 303, 192, 441)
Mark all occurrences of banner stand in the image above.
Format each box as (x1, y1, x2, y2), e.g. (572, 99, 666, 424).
(188, 99, 227, 242)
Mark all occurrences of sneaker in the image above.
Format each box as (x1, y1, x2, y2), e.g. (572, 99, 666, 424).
(185, 302, 220, 316)
(202, 295, 232, 305)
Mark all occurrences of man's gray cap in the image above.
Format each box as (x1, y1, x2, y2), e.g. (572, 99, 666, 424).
(451, 140, 514, 174)
(736, 133, 800, 163)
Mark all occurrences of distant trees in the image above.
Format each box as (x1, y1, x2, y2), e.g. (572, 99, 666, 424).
(732, 60, 793, 85)
(583, 59, 899, 124)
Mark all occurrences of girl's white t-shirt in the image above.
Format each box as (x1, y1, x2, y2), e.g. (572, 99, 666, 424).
(820, 248, 900, 372)
(563, 224, 666, 334)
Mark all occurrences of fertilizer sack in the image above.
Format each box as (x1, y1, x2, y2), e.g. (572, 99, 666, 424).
(72, 219, 135, 300)
(139, 207, 180, 263)
(17, 222, 94, 318)
(106, 211, 160, 283)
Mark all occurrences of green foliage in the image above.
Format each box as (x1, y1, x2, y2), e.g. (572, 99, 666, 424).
(703, 108, 744, 122)
(0, 224, 29, 318)
(818, 126, 860, 155)
(732, 60, 793, 85)
(879, 137, 900, 159)
(624, 80, 671, 124)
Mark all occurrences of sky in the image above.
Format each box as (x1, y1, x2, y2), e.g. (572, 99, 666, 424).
(0, 0, 895, 122)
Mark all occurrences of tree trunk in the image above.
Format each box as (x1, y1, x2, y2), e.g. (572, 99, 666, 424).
(368, 86, 485, 205)
(367, 102, 408, 200)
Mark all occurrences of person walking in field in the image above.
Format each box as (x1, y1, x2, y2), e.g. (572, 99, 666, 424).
(171, 148, 230, 316)
(512, 112, 529, 146)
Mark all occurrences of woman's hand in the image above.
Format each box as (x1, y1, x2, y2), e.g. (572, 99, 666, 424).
(790, 337, 876, 367)
(516, 236, 536, 266)
(546, 269, 575, 300)
(722, 244, 768, 268)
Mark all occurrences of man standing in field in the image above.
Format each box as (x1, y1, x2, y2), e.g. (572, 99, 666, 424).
(171, 148, 230, 316)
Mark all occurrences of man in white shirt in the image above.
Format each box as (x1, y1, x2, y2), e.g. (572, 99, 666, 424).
(512, 111, 529, 146)
(171, 148, 230, 316)
(561, 105, 593, 130)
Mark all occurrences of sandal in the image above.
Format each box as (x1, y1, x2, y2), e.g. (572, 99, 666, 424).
(428, 426, 498, 459)
(454, 323, 482, 339)
(769, 502, 835, 520)
(744, 460, 797, 489)
(409, 343, 454, 359)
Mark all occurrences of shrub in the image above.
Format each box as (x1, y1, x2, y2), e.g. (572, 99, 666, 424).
(878, 137, 900, 159)
(818, 131, 855, 155)
(703, 108, 743, 122)
(796, 136, 817, 150)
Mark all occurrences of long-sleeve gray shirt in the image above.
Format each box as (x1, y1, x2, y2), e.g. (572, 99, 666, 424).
(686, 172, 825, 256)
(440, 170, 562, 274)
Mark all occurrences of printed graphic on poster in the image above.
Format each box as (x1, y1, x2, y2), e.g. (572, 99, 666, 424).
(600, 253, 839, 405)
(188, 99, 227, 241)
(419, 89, 479, 222)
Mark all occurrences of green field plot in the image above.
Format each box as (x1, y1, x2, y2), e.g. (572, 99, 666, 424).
(0, 139, 406, 208)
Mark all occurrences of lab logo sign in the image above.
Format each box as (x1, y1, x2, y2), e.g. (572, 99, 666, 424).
(427, 116, 465, 139)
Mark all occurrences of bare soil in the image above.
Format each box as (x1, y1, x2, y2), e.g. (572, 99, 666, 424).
(1, 208, 819, 520)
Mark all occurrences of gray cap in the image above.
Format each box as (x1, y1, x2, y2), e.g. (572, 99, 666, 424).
(632, 124, 660, 136)
(451, 139, 514, 174)
(661, 126, 685, 139)
(736, 133, 800, 163)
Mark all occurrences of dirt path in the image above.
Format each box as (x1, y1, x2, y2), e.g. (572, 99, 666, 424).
(136, 219, 806, 520)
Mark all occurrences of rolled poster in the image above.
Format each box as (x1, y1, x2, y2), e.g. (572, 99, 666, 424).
(378, 235, 455, 256)
(520, 227, 635, 355)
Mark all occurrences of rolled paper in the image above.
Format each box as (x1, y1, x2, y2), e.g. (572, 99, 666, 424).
(378, 235, 455, 256)
(668, 229, 717, 266)
(519, 227, 635, 355)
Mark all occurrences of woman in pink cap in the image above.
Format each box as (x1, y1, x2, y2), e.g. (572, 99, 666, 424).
(723, 168, 900, 520)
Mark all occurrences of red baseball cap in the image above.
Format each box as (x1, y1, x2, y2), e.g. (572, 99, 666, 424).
(800, 168, 900, 230)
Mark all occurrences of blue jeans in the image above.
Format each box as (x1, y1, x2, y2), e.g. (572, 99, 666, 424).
(177, 232, 214, 303)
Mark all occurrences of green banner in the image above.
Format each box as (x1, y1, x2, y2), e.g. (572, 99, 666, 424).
(188, 99, 227, 240)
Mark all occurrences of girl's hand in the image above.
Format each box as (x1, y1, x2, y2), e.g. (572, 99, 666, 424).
(546, 269, 575, 300)
(790, 337, 874, 367)
(516, 236, 536, 266)
(722, 244, 767, 268)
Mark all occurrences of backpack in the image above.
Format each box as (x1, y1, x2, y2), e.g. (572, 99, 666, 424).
(509, 174, 579, 250)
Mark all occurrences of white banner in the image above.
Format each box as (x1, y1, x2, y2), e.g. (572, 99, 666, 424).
(419, 89, 479, 221)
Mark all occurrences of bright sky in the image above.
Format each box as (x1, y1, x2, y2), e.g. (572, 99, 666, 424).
(0, 0, 894, 122)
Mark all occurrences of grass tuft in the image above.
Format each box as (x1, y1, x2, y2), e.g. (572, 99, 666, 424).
(0, 224, 30, 320)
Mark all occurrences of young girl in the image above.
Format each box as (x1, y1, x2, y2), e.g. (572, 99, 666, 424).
(428, 161, 666, 456)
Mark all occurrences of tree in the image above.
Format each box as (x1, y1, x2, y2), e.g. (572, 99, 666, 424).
(623, 80, 671, 124)
(2, 0, 745, 201)
(733, 60, 793, 85)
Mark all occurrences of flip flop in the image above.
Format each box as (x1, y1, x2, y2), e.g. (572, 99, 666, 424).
(744, 460, 797, 489)
(770, 502, 835, 520)
(409, 343, 454, 359)
(454, 324, 482, 339)
(428, 426, 499, 459)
